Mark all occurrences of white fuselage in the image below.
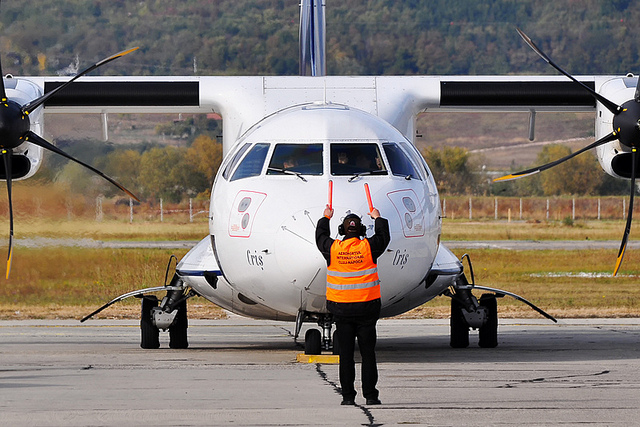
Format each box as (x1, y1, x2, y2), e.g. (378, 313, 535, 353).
(180, 103, 448, 320)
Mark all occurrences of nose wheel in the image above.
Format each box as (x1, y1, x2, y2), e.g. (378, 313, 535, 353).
(304, 329, 322, 354)
(298, 312, 335, 355)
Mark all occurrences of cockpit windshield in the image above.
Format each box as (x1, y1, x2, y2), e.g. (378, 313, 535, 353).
(267, 144, 323, 176)
(330, 143, 387, 177)
(230, 143, 270, 181)
(382, 142, 422, 180)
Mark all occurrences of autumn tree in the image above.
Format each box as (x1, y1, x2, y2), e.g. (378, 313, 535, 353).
(422, 146, 487, 195)
(536, 144, 603, 196)
(99, 149, 142, 198)
(185, 135, 223, 195)
(138, 146, 208, 203)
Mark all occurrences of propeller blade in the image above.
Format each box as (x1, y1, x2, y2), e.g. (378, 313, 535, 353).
(0, 0, 4, 100)
(0, 57, 6, 101)
(21, 47, 139, 115)
(516, 28, 622, 115)
(613, 148, 637, 276)
(1, 149, 14, 279)
(493, 131, 618, 183)
(25, 131, 139, 202)
(635, 75, 640, 103)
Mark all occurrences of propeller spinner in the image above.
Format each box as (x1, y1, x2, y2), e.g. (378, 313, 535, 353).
(0, 48, 139, 279)
(494, 29, 640, 276)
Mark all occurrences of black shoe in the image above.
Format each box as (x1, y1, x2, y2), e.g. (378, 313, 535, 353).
(341, 399, 356, 406)
(366, 398, 381, 405)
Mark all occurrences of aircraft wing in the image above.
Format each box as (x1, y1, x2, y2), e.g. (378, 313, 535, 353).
(35, 74, 608, 149)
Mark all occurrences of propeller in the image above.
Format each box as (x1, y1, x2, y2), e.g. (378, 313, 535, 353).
(614, 148, 637, 275)
(495, 29, 640, 276)
(0, 46, 139, 279)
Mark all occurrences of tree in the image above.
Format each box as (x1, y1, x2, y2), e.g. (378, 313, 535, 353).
(139, 146, 184, 202)
(185, 135, 223, 194)
(536, 144, 603, 196)
(100, 149, 142, 197)
(138, 146, 208, 202)
(55, 162, 97, 197)
(422, 146, 487, 195)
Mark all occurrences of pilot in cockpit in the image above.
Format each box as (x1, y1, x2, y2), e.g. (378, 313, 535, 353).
(283, 156, 298, 169)
(338, 152, 349, 165)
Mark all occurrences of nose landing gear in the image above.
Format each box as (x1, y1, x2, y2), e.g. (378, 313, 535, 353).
(296, 311, 336, 355)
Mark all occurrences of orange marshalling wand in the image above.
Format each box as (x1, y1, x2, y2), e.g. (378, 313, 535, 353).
(364, 183, 374, 213)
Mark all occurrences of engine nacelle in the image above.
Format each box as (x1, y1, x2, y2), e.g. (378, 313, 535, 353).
(595, 76, 640, 179)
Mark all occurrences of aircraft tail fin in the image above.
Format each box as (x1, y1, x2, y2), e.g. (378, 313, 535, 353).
(299, 0, 326, 76)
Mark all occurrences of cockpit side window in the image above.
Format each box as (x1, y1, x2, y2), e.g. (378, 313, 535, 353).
(222, 142, 251, 180)
(267, 144, 323, 175)
(230, 143, 269, 181)
(383, 143, 422, 180)
(330, 143, 387, 176)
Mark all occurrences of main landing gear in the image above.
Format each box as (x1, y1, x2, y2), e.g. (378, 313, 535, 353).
(81, 256, 197, 350)
(296, 311, 338, 355)
(449, 283, 498, 348)
(140, 276, 195, 349)
(448, 254, 557, 349)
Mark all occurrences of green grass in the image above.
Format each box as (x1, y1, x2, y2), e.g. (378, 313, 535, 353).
(441, 219, 626, 241)
(409, 247, 640, 319)
(1, 218, 208, 241)
(0, 246, 227, 320)
(0, 219, 639, 319)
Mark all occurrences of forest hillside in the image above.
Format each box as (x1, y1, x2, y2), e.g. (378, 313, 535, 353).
(0, 0, 636, 77)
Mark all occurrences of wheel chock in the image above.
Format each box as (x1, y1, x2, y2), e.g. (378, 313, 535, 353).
(296, 354, 340, 364)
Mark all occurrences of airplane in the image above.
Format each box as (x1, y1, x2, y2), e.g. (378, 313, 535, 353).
(2, 1, 638, 352)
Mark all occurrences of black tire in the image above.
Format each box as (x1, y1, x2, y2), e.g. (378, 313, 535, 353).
(169, 299, 189, 349)
(305, 329, 322, 355)
(450, 297, 469, 348)
(332, 329, 340, 355)
(479, 294, 498, 348)
(140, 296, 160, 349)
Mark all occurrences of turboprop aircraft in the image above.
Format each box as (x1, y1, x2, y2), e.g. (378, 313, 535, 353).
(3, 1, 639, 352)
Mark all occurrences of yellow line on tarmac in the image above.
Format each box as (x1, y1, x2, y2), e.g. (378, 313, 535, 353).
(296, 353, 340, 364)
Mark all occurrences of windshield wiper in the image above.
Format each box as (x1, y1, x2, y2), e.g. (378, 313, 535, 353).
(347, 170, 386, 182)
(267, 167, 308, 182)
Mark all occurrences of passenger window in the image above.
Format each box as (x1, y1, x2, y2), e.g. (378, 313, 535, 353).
(383, 143, 421, 180)
(330, 143, 387, 177)
(230, 143, 269, 181)
(267, 144, 323, 176)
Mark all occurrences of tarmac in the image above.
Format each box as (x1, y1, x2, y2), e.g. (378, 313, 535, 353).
(1, 316, 639, 426)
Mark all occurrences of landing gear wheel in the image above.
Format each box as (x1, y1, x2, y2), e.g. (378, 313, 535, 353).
(169, 299, 189, 349)
(450, 297, 469, 348)
(305, 329, 322, 355)
(332, 330, 340, 355)
(478, 294, 498, 348)
(140, 296, 160, 349)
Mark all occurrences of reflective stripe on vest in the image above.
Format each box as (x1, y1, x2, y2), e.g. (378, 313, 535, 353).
(326, 238, 381, 303)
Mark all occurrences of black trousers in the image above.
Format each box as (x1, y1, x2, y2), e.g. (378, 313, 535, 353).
(333, 309, 380, 401)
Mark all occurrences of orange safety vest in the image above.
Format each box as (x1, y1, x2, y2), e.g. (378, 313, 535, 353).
(326, 238, 381, 303)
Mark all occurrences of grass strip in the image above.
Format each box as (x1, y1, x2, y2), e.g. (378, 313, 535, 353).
(0, 246, 638, 319)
